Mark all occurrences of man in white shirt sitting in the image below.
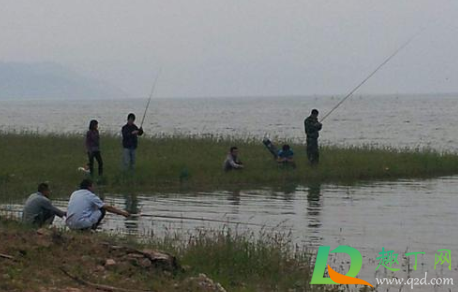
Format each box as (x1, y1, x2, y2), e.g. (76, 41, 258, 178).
(66, 179, 129, 230)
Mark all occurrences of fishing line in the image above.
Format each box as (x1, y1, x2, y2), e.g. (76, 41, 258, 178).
(130, 213, 287, 229)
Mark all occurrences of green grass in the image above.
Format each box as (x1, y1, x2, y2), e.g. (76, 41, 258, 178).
(0, 218, 341, 292)
(2, 132, 458, 199)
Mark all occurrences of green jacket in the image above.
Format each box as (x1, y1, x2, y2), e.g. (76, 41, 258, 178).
(304, 116, 322, 139)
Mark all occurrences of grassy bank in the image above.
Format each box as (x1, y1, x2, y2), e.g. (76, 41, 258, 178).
(2, 132, 458, 198)
(0, 218, 342, 292)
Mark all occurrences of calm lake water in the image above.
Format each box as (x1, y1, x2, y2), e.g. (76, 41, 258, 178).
(2, 177, 458, 291)
(1, 95, 458, 150)
(2, 95, 458, 291)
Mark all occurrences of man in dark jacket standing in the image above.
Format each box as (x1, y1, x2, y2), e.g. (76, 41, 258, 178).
(304, 109, 322, 165)
(122, 113, 144, 172)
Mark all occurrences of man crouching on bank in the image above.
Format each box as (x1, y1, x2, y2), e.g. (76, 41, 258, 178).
(66, 179, 129, 230)
(22, 183, 66, 227)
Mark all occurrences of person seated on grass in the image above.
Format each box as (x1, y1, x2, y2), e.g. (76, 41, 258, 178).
(66, 179, 130, 230)
(223, 146, 244, 171)
(22, 183, 66, 227)
(277, 144, 295, 166)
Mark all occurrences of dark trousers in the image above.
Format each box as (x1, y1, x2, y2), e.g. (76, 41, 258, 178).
(35, 210, 55, 227)
(306, 138, 319, 165)
(88, 151, 103, 176)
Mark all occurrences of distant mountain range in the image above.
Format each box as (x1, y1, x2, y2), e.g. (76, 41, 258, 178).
(0, 62, 126, 99)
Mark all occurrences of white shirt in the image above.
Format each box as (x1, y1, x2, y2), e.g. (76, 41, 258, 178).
(66, 189, 104, 229)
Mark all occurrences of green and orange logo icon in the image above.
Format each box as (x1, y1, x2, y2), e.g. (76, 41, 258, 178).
(310, 246, 373, 287)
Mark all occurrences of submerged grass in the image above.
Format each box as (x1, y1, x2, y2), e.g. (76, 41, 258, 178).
(2, 132, 458, 199)
(0, 218, 340, 292)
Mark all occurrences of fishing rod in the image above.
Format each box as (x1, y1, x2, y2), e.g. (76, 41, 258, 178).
(320, 30, 425, 122)
(0, 208, 290, 229)
(130, 213, 288, 229)
(0, 209, 286, 228)
(140, 68, 162, 128)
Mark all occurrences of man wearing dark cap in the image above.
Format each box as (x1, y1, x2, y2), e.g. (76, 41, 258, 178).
(121, 113, 144, 172)
(304, 109, 322, 165)
(22, 183, 66, 227)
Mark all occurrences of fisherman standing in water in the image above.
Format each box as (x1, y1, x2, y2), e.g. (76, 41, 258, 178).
(304, 109, 322, 165)
(122, 113, 144, 172)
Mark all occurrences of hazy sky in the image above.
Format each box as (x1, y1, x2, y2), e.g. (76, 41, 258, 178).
(1, 0, 457, 98)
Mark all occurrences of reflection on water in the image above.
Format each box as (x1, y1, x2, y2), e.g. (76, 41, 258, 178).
(124, 193, 139, 233)
(2, 177, 458, 291)
(306, 182, 322, 231)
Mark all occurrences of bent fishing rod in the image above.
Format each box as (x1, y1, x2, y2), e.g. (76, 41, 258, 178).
(320, 29, 425, 123)
(140, 68, 162, 128)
